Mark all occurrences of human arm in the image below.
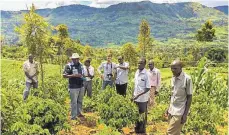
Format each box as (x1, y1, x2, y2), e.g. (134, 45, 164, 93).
(155, 70, 161, 96)
(62, 65, 82, 78)
(181, 78, 193, 124)
(97, 63, 104, 79)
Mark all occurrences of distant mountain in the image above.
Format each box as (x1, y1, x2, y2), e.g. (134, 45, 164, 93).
(214, 6, 228, 15)
(1, 1, 228, 46)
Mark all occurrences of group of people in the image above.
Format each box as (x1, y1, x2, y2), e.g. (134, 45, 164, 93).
(23, 53, 192, 135)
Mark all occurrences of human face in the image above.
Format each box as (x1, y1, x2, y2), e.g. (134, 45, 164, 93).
(138, 60, 145, 70)
(171, 64, 182, 77)
(72, 58, 79, 64)
(84, 61, 90, 67)
(107, 56, 112, 63)
(28, 55, 34, 63)
(118, 57, 123, 64)
(148, 62, 154, 70)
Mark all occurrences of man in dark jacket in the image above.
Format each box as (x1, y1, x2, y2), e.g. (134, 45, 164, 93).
(63, 53, 85, 120)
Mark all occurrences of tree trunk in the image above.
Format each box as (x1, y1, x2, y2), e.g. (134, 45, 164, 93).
(39, 55, 44, 90)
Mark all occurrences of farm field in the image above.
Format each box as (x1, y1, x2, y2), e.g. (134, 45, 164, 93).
(1, 59, 228, 135)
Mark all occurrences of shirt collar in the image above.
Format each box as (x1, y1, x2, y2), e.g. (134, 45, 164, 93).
(138, 68, 147, 74)
(70, 62, 80, 66)
(150, 67, 156, 72)
(173, 72, 184, 80)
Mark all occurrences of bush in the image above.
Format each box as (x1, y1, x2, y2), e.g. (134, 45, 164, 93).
(97, 88, 139, 129)
(183, 57, 227, 134)
(13, 97, 69, 134)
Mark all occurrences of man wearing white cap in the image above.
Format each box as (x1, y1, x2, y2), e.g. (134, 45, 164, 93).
(63, 53, 85, 120)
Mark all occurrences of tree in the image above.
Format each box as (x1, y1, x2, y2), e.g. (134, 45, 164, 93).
(196, 20, 216, 42)
(83, 44, 93, 58)
(206, 47, 226, 62)
(138, 19, 150, 57)
(15, 4, 51, 89)
(121, 42, 138, 67)
(55, 24, 69, 72)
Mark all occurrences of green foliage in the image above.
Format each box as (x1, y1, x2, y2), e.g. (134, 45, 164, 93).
(121, 42, 138, 67)
(15, 4, 52, 89)
(196, 20, 216, 42)
(148, 104, 168, 122)
(1, 88, 23, 134)
(138, 19, 150, 57)
(97, 88, 139, 129)
(15, 97, 69, 134)
(155, 84, 170, 104)
(183, 57, 227, 134)
(1, 59, 69, 135)
(95, 124, 121, 135)
(2, 2, 228, 46)
(83, 96, 97, 112)
(206, 47, 227, 62)
(55, 24, 69, 39)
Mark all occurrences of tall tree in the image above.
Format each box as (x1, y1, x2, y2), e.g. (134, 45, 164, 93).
(55, 24, 69, 72)
(15, 4, 51, 89)
(196, 20, 216, 42)
(83, 44, 93, 58)
(138, 19, 150, 57)
(121, 42, 138, 67)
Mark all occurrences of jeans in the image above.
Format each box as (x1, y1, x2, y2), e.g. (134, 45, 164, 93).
(23, 81, 38, 100)
(69, 87, 85, 119)
(102, 80, 113, 90)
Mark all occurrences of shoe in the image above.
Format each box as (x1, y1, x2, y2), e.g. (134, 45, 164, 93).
(78, 114, 85, 118)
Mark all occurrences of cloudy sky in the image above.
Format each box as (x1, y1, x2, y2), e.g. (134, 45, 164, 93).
(0, 0, 228, 11)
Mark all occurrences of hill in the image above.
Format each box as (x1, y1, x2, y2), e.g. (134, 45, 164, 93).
(214, 6, 228, 15)
(1, 1, 228, 46)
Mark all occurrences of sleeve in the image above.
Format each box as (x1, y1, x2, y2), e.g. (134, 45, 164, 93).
(81, 65, 85, 75)
(63, 64, 71, 75)
(145, 72, 151, 89)
(23, 62, 28, 72)
(35, 62, 39, 73)
(156, 70, 161, 92)
(125, 62, 129, 68)
(186, 77, 193, 95)
(91, 67, 95, 76)
(98, 63, 103, 74)
(112, 63, 117, 70)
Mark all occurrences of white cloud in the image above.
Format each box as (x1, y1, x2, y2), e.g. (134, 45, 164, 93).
(0, 0, 228, 11)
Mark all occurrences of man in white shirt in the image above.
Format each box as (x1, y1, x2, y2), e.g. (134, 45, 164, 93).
(98, 54, 116, 90)
(148, 60, 161, 108)
(133, 58, 151, 134)
(114, 56, 129, 96)
(23, 54, 39, 100)
(165, 60, 193, 135)
(83, 59, 94, 98)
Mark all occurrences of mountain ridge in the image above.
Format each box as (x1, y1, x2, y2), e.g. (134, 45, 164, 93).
(1, 1, 228, 46)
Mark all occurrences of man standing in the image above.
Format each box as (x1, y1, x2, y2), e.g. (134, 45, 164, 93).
(148, 60, 161, 108)
(98, 54, 116, 90)
(115, 56, 129, 96)
(166, 60, 193, 135)
(83, 59, 94, 98)
(133, 58, 151, 134)
(63, 53, 85, 120)
(23, 54, 39, 101)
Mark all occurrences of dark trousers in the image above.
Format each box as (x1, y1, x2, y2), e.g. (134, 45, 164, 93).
(135, 101, 148, 134)
(84, 80, 92, 98)
(115, 83, 127, 96)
